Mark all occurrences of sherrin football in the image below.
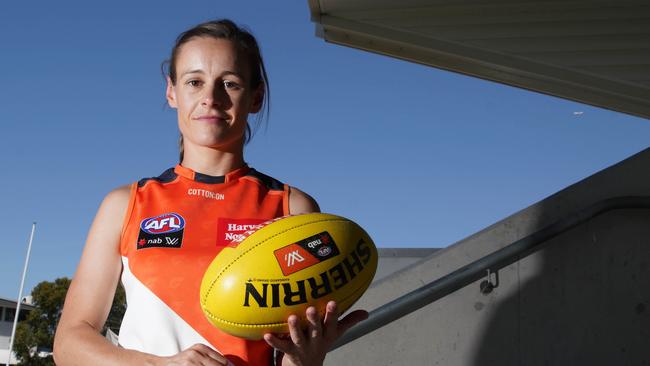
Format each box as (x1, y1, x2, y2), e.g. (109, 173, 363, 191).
(200, 213, 378, 340)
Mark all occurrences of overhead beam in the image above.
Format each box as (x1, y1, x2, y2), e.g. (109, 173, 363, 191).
(315, 15, 650, 119)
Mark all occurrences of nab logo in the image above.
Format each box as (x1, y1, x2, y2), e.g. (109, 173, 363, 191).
(284, 250, 305, 267)
(137, 213, 185, 250)
(140, 213, 185, 234)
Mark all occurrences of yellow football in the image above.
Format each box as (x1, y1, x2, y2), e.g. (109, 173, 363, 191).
(200, 213, 378, 340)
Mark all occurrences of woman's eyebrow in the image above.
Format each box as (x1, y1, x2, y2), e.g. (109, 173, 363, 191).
(180, 69, 245, 79)
(221, 71, 245, 80)
(180, 69, 204, 78)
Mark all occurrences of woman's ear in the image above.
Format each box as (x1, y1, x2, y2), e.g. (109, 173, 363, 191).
(249, 84, 264, 113)
(166, 76, 178, 108)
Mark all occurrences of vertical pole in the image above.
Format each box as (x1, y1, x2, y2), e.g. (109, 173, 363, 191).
(6, 222, 36, 366)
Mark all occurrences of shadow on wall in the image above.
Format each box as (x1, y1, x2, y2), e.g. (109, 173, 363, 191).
(471, 206, 650, 365)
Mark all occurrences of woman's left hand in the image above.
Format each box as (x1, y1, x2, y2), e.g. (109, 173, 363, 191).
(263, 301, 368, 366)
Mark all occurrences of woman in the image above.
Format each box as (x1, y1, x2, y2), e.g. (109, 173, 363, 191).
(54, 19, 366, 366)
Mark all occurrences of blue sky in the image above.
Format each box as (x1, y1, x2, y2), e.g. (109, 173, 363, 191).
(1, 0, 649, 299)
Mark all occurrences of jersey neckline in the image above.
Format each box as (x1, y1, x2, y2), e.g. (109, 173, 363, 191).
(173, 164, 251, 184)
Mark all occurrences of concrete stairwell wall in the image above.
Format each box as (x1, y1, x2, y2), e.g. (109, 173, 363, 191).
(326, 148, 650, 366)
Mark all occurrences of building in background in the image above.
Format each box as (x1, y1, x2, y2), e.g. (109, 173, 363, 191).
(0, 297, 34, 365)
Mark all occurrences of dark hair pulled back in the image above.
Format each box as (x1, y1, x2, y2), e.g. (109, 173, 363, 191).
(162, 19, 270, 162)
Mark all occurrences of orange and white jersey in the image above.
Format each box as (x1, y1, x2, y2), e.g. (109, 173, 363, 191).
(118, 164, 289, 366)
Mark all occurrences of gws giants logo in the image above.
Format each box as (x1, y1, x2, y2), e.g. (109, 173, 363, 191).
(137, 213, 185, 249)
(284, 250, 305, 267)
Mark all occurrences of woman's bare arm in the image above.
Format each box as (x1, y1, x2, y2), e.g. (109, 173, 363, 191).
(54, 186, 229, 366)
(288, 186, 320, 215)
(53, 185, 158, 365)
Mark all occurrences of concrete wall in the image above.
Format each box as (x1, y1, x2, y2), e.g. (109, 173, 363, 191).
(326, 148, 650, 365)
(374, 248, 439, 283)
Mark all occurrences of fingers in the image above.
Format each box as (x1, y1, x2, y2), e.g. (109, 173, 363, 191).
(287, 314, 306, 347)
(306, 306, 322, 339)
(263, 312, 307, 355)
(323, 301, 339, 341)
(187, 344, 229, 366)
(263, 306, 322, 353)
(263, 333, 294, 354)
(263, 302, 369, 355)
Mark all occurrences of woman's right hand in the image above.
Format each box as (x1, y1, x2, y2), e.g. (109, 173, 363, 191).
(158, 344, 230, 366)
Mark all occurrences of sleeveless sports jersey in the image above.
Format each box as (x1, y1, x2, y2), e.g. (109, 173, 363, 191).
(118, 164, 289, 366)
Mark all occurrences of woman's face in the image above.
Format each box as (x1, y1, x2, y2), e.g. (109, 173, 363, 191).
(166, 37, 262, 153)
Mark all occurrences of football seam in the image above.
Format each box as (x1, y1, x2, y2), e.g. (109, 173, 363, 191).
(201, 217, 345, 307)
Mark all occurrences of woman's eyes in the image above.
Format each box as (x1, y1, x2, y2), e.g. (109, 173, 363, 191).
(186, 79, 241, 90)
(223, 80, 242, 90)
(187, 80, 204, 87)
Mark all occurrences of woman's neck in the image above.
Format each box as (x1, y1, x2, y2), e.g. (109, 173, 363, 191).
(180, 144, 246, 176)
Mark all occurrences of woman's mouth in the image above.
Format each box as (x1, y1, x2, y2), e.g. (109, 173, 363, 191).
(193, 114, 228, 123)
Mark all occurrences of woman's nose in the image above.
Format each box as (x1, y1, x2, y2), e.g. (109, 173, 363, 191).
(202, 95, 215, 107)
(202, 84, 227, 107)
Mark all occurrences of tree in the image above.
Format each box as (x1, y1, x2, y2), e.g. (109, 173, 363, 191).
(13, 277, 126, 366)
(104, 281, 127, 335)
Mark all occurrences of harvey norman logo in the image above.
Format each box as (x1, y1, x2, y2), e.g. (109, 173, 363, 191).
(187, 188, 225, 200)
(216, 218, 267, 247)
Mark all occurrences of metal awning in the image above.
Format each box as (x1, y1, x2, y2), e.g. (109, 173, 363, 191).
(308, 0, 650, 119)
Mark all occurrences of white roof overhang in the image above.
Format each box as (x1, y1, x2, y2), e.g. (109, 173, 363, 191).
(308, 0, 650, 119)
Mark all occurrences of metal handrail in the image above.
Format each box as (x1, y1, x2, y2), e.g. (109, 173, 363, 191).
(331, 196, 650, 350)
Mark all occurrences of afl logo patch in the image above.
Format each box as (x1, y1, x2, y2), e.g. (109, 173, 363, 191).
(318, 246, 332, 257)
(140, 213, 185, 234)
(137, 213, 185, 249)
